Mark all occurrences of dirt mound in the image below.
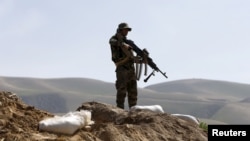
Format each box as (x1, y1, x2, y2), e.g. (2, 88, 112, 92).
(0, 91, 207, 141)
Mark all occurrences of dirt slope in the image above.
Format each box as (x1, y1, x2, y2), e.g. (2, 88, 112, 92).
(0, 91, 207, 141)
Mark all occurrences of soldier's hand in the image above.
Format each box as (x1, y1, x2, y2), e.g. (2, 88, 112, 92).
(122, 42, 132, 50)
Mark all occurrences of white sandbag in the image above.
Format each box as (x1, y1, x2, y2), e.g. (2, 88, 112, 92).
(171, 113, 199, 125)
(130, 105, 164, 113)
(39, 110, 94, 135)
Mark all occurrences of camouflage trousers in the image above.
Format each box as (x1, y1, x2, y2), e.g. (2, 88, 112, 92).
(115, 66, 138, 109)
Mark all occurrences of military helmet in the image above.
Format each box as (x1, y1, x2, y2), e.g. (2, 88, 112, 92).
(118, 22, 132, 31)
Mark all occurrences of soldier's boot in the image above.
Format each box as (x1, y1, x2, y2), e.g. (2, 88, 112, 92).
(128, 94, 137, 109)
(117, 104, 124, 109)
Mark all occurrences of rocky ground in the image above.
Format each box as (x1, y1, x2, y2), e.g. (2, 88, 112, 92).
(0, 91, 207, 141)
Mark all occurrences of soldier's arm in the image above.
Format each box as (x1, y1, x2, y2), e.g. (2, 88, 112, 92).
(110, 36, 131, 50)
(109, 37, 119, 46)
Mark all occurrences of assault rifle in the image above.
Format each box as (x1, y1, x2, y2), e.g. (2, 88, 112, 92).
(124, 39, 168, 82)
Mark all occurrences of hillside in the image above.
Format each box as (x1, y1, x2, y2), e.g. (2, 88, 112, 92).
(0, 91, 207, 141)
(145, 79, 250, 99)
(1, 76, 250, 124)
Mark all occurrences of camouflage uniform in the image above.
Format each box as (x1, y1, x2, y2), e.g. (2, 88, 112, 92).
(109, 23, 138, 109)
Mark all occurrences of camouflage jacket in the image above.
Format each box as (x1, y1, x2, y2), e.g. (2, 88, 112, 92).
(109, 33, 134, 70)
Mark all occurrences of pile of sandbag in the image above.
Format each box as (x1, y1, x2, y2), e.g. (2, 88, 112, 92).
(171, 113, 200, 125)
(39, 110, 94, 135)
(130, 105, 165, 113)
(129, 105, 200, 125)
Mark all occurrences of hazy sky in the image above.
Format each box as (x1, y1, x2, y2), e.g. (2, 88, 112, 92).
(1, 0, 250, 88)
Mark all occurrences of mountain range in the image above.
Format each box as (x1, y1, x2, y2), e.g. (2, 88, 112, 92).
(1, 76, 250, 124)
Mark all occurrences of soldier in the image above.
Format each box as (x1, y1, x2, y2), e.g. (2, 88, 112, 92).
(109, 22, 137, 109)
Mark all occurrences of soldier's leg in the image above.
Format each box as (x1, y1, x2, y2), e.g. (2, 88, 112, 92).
(127, 79, 138, 108)
(115, 70, 127, 109)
